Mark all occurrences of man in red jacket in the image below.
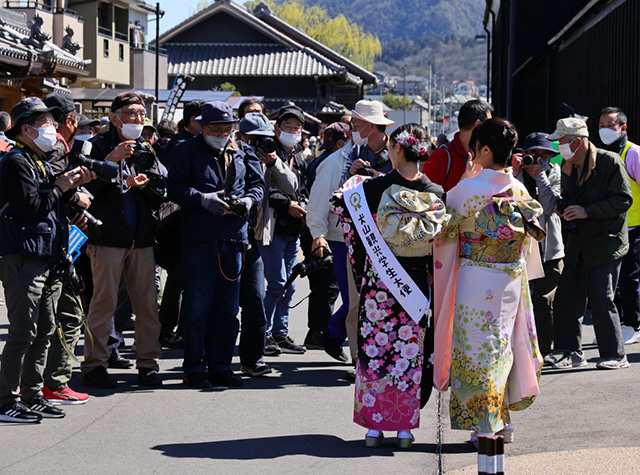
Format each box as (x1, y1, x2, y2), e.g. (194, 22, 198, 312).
(422, 99, 492, 191)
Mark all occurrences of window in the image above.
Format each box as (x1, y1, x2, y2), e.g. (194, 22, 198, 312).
(119, 44, 124, 62)
(103, 39, 109, 58)
(98, 2, 112, 37)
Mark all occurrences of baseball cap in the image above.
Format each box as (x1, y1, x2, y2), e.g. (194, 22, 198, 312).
(44, 92, 75, 122)
(276, 105, 304, 125)
(195, 101, 239, 124)
(319, 122, 349, 150)
(111, 91, 145, 112)
(239, 112, 274, 136)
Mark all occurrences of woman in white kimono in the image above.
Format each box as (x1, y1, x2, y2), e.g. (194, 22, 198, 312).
(432, 118, 546, 446)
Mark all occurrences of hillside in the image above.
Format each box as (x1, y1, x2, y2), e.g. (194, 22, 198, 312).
(271, 0, 487, 89)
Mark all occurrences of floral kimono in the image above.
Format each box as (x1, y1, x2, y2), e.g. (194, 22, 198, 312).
(332, 170, 447, 431)
(432, 169, 545, 434)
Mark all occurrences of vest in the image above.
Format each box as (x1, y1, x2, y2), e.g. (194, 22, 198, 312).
(621, 141, 640, 227)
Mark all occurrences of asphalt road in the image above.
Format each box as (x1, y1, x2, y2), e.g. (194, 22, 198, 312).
(1, 277, 639, 474)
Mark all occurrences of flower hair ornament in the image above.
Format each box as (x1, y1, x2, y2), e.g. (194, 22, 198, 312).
(394, 130, 429, 157)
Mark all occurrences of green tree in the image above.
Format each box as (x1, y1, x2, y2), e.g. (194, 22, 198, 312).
(381, 93, 411, 110)
(246, 0, 381, 70)
(219, 82, 241, 96)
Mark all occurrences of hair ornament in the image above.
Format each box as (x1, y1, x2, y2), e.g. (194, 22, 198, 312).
(395, 130, 429, 157)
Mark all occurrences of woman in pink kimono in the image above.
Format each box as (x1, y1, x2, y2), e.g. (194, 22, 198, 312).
(332, 124, 448, 449)
(432, 118, 545, 446)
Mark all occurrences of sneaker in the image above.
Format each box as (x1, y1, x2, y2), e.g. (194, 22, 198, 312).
(240, 363, 272, 377)
(543, 351, 564, 367)
(209, 370, 244, 387)
(138, 368, 163, 387)
(596, 355, 630, 370)
(183, 371, 211, 389)
(43, 386, 89, 405)
(159, 332, 184, 349)
(26, 395, 65, 418)
(275, 334, 306, 354)
(552, 351, 587, 369)
(622, 325, 640, 345)
(84, 366, 117, 388)
(0, 401, 42, 423)
(313, 329, 348, 362)
(264, 335, 282, 356)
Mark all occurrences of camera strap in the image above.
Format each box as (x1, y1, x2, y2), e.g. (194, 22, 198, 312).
(343, 182, 430, 325)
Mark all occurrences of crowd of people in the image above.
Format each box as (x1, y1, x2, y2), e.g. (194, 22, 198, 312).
(0, 91, 637, 451)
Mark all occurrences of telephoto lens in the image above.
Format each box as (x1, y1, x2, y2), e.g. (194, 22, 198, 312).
(67, 140, 119, 180)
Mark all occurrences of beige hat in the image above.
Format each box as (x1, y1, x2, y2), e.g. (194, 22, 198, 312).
(351, 100, 395, 126)
(547, 117, 589, 140)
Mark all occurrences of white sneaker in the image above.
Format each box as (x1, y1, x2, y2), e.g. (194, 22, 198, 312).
(596, 355, 630, 369)
(622, 325, 640, 345)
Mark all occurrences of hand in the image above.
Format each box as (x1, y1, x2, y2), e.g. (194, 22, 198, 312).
(523, 159, 543, 178)
(230, 197, 252, 216)
(511, 153, 522, 175)
(202, 191, 229, 215)
(75, 191, 92, 210)
(55, 167, 92, 192)
(74, 167, 96, 187)
(70, 210, 89, 231)
(312, 237, 330, 257)
(460, 153, 482, 181)
(256, 149, 277, 166)
(106, 140, 136, 162)
(562, 204, 587, 221)
(126, 173, 148, 187)
(288, 201, 307, 219)
(349, 159, 370, 176)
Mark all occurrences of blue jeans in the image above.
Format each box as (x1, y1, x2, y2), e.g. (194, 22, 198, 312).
(239, 238, 267, 366)
(182, 241, 243, 374)
(326, 240, 349, 343)
(258, 232, 299, 338)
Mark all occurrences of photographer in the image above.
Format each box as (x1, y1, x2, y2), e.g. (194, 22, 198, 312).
(546, 118, 632, 370)
(39, 93, 93, 404)
(80, 91, 165, 389)
(168, 101, 264, 388)
(0, 97, 94, 423)
(511, 132, 564, 360)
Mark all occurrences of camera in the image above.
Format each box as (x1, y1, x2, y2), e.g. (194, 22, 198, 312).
(291, 247, 333, 278)
(249, 136, 277, 154)
(556, 196, 577, 231)
(68, 140, 119, 181)
(70, 203, 102, 237)
(128, 142, 156, 172)
(522, 154, 537, 166)
(355, 164, 374, 176)
(53, 258, 85, 294)
(222, 194, 248, 217)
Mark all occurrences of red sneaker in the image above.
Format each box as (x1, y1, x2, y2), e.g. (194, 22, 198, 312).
(43, 386, 89, 405)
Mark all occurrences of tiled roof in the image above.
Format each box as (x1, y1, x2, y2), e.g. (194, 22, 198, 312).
(166, 42, 345, 78)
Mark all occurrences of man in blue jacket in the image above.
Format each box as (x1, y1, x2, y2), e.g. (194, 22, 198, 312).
(168, 101, 264, 388)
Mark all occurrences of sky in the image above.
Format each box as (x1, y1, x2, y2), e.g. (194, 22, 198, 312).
(158, 0, 250, 35)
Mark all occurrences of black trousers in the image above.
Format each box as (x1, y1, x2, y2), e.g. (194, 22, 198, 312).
(615, 226, 640, 330)
(530, 258, 563, 355)
(554, 257, 625, 359)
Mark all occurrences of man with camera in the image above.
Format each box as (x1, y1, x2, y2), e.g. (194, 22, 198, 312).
(0, 97, 94, 422)
(512, 132, 564, 360)
(37, 92, 94, 404)
(547, 118, 632, 370)
(257, 105, 310, 355)
(80, 91, 166, 388)
(168, 101, 264, 388)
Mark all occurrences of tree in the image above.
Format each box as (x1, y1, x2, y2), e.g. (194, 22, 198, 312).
(245, 0, 381, 70)
(219, 82, 241, 96)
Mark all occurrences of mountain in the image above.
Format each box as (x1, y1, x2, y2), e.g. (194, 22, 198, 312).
(290, 0, 486, 43)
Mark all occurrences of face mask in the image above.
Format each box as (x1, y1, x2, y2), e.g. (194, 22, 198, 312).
(28, 125, 57, 153)
(539, 157, 551, 171)
(204, 134, 229, 151)
(599, 128, 620, 145)
(120, 123, 143, 140)
(558, 139, 577, 160)
(75, 134, 92, 142)
(278, 131, 301, 149)
(351, 131, 368, 146)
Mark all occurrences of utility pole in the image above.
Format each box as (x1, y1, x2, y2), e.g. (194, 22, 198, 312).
(402, 64, 408, 124)
(154, 2, 164, 122)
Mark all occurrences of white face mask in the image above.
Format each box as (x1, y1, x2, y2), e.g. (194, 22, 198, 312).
(599, 128, 620, 145)
(558, 139, 577, 160)
(351, 131, 368, 146)
(120, 122, 143, 140)
(28, 125, 57, 153)
(278, 131, 301, 149)
(74, 134, 93, 142)
(204, 134, 229, 151)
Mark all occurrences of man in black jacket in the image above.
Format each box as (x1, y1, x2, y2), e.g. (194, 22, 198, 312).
(0, 97, 94, 422)
(80, 91, 165, 389)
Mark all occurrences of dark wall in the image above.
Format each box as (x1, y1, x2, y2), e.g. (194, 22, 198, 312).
(166, 12, 277, 44)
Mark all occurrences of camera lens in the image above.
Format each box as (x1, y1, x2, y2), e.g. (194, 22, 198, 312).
(522, 154, 536, 166)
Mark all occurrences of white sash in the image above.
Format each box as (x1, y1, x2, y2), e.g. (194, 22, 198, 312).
(344, 182, 430, 325)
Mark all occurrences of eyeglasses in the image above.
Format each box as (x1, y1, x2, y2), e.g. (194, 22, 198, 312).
(30, 119, 58, 128)
(118, 109, 146, 119)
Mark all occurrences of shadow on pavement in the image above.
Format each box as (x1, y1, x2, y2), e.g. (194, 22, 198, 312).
(152, 434, 440, 459)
